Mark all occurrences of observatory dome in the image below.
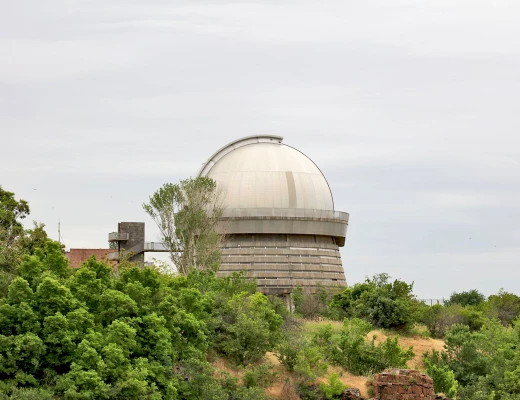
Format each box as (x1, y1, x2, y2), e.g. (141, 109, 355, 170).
(198, 136, 334, 211)
(198, 135, 349, 296)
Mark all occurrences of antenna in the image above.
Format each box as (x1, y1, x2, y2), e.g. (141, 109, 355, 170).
(58, 219, 61, 244)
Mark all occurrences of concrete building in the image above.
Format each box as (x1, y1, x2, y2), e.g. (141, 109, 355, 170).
(197, 135, 349, 295)
(108, 222, 167, 263)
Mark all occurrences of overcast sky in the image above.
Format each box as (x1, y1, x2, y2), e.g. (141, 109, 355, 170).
(1, 0, 519, 298)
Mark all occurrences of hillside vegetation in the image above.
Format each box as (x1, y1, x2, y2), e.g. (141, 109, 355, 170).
(2, 186, 520, 399)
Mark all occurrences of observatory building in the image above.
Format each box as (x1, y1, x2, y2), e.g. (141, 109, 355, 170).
(197, 135, 349, 295)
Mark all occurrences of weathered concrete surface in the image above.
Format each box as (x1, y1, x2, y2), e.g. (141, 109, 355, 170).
(218, 234, 347, 294)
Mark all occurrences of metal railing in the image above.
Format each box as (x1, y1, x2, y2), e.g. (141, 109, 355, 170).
(143, 242, 169, 252)
(108, 232, 129, 242)
(221, 208, 349, 221)
(419, 299, 446, 306)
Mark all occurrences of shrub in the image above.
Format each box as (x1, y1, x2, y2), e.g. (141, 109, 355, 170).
(315, 318, 414, 375)
(275, 336, 327, 382)
(293, 342, 328, 383)
(275, 338, 300, 372)
(423, 357, 458, 398)
(243, 362, 277, 388)
(0, 388, 54, 400)
(295, 288, 326, 320)
(320, 373, 347, 399)
(216, 292, 283, 365)
(331, 274, 422, 330)
(421, 304, 465, 338)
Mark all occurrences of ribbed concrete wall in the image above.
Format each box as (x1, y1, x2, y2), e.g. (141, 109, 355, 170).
(218, 234, 347, 294)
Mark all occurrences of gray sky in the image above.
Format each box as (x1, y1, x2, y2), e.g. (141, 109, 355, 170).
(1, 0, 519, 299)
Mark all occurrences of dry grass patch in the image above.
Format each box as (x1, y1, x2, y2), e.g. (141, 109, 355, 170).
(368, 329, 445, 370)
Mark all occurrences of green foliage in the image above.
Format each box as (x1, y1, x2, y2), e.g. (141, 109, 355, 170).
(275, 321, 328, 383)
(293, 286, 304, 311)
(424, 356, 458, 398)
(0, 216, 284, 399)
(216, 292, 283, 365)
(143, 177, 225, 275)
(486, 289, 520, 326)
(330, 273, 422, 330)
(314, 319, 414, 375)
(421, 304, 466, 338)
(242, 362, 277, 388)
(320, 373, 346, 399)
(0, 187, 55, 297)
(445, 289, 486, 307)
(275, 338, 300, 372)
(0, 387, 54, 400)
(293, 285, 342, 320)
(423, 318, 520, 399)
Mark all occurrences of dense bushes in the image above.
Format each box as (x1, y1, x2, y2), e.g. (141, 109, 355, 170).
(423, 357, 458, 398)
(330, 274, 423, 330)
(444, 289, 486, 307)
(423, 319, 520, 399)
(215, 292, 283, 365)
(0, 241, 283, 399)
(313, 318, 414, 375)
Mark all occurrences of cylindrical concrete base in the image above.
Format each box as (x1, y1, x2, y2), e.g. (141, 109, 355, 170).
(218, 233, 347, 295)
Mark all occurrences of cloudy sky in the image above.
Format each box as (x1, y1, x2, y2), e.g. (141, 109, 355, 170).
(1, 0, 519, 298)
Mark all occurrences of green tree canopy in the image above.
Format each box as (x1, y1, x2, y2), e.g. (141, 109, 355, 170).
(444, 289, 486, 307)
(0, 186, 30, 276)
(0, 209, 283, 399)
(143, 177, 225, 275)
(330, 273, 422, 330)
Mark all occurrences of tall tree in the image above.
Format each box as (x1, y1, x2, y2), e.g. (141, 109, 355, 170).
(0, 186, 30, 275)
(143, 177, 225, 275)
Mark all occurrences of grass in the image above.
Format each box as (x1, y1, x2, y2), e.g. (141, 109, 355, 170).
(212, 318, 445, 399)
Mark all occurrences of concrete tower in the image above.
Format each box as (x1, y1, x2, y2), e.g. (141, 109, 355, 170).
(198, 135, 349, 296)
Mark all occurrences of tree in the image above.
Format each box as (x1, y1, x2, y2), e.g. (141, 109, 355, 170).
(444, 289, 486, 307)
(486, 289, 520, 326)
(0, 186, 30, 275)
(331, 273, 422, 330)
(216, 292, 283, 365)
(143, 177, 225, 275)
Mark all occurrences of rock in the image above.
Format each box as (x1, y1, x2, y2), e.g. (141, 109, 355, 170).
(340, 387, 363, 399)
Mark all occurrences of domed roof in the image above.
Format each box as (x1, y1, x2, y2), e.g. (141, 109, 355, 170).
(198, 136, 334, 211)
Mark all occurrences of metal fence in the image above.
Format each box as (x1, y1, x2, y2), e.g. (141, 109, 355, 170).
(418, 299, 446, 306)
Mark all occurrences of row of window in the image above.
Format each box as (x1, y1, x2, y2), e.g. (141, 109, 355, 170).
(221, 246, 337, 251)
(222, 254, 339, 259)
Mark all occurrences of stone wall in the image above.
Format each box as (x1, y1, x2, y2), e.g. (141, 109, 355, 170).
(369, 369, 447, 400)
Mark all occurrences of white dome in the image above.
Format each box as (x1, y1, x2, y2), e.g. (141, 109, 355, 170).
(198, 136, 334, 211)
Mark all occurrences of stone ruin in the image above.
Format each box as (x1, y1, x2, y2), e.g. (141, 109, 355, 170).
(302, 368, 451, 400)
(367, 369, 452, 400)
